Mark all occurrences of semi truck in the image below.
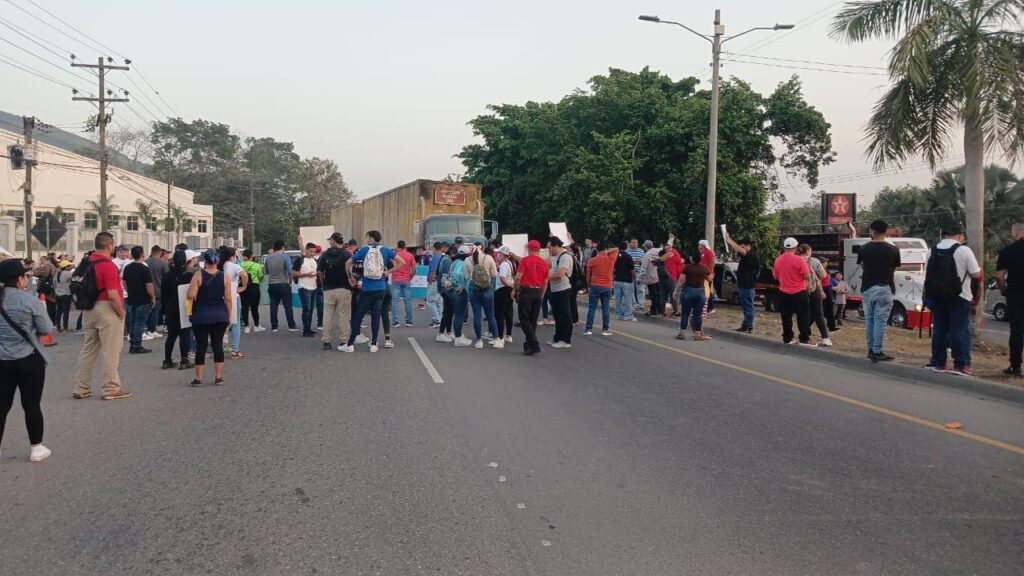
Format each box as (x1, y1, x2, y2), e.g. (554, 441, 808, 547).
(755, 233, 930, 329)
(331, 179, 496, 248)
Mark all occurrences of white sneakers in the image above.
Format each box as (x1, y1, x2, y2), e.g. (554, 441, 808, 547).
(550, 341, 572, 349)
(337, 344, 354, 353)
(252, 325, 266, 332)
(491, 339, 505, 349)
(601, 331, 613, 337)
(384, 339, 395, 349)
(30, 444, 51, 462)
(454, 336, 473, 347)
(244, 325, 252, 334)
(353, 335, 370, 345)
(143, 331, 163, 340)
(584, 330, 593, 336)
(820, 338, 834, 347)
(504, 336, 513, 344)
(369, 344, 379, 353)
(474, 340, 484, 349)
(436, 333, 454, 343)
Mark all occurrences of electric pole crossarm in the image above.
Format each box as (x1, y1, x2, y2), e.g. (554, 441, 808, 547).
(71, 63, 130, 71)
(72, 97, 129, 102)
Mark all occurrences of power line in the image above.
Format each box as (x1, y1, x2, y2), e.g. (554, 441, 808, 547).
(122, 74, 169, 118)
(2, 0, 103, 58)
(0, 15, 72, 61)
(736, 1, 843, 55)
(722, 57, 888, 76)
(722, 51, 888, 71)
(22, 0, 127, 60)
(133, 66, 178, 117)
(0, 52, 77, 89)
(0, 35, 93, 84)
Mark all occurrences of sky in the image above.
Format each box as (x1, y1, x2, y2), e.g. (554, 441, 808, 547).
(0, 0, 989, 208)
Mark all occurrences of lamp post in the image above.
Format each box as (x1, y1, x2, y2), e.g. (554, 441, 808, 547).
(640, 11, 793, 252)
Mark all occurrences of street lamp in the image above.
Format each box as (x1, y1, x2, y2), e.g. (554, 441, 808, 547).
(640, 11, 793, 252)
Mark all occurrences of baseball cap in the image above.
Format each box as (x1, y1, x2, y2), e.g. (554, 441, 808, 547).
(458, 245, 471, 255)
(527, 240, 542, 251)
(328, 232, 344, 243)
(59, 259, 74, 269)
(0, 258, 30, 284)
(185, 249, 202, 261)
(498, 245, 511, 256)
(698, 239, 710, 248)
(783, 237, 799, 249)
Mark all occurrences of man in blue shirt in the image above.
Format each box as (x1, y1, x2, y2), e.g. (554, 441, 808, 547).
(339, 230, 403, 353)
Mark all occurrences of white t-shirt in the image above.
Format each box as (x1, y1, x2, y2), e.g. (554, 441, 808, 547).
(223, 260, 244, 324)
(498, 260, 514, 289)
(298, 256, 318, 291)
(932, 239, 981, 301)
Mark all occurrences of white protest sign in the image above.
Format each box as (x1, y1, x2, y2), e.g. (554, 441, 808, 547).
(502, 234, 529, 257)
(549, 223, 571, 245)
(178, 284, 191, 329)
(720, 224, 730, 254)
(299, 226, 336, 247)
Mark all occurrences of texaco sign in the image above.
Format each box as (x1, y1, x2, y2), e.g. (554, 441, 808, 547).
(823, 193, 856, 225)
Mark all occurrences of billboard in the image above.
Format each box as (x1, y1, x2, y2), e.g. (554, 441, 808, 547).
(822, 193, 856, 225)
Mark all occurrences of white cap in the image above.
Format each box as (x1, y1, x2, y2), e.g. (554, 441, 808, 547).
(458, 246, 471, 255)
(783, 237, 799, 249)
(185, 249, 202, 261)
(498, 245, 511, 256)
(698, 239, 710, 248)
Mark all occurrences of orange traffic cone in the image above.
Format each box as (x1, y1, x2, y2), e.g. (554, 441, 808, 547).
(38, 293, 57, 347)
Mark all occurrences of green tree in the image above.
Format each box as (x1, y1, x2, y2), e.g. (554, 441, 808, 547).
(458, 68, 835, 252)
(831, 0, 1024, 288)
(85, 196, 119, 231)
(293, 157, 353, 226)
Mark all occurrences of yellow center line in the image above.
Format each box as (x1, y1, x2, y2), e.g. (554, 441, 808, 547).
(614, 329, 1024, 457)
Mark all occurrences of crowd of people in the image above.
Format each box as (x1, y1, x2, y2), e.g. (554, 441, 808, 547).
(5, 217, 1024, 463)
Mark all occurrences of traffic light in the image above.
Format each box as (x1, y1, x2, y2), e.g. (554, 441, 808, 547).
(7, 145, 25, 170)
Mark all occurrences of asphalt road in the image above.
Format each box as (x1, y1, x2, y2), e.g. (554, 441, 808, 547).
(1, 303, 1022, 576)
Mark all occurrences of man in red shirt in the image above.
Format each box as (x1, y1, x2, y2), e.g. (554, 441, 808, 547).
(74, 232, 132, 400)
(772, 237, 813, 346)
(514, 240, 548, 356)
(585, 243, 617, 335)
(390, 240, 416, 327)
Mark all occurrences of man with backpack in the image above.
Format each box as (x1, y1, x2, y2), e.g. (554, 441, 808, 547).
(73, 232, 132, 401)
(339, 230, 402, 353)
(318, 233, 352, 351)
(463, 245, 500, 349)
(547, 236, 574, 349)
(925, 224, 981, 376)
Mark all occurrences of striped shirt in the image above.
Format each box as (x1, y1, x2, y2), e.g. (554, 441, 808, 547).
(626, 247, 645, 273)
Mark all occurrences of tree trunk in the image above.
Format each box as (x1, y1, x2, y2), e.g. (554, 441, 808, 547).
(963, 106, 985, 336)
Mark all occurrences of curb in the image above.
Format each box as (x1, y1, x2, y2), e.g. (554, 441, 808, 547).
(704, 326, 1024, 407)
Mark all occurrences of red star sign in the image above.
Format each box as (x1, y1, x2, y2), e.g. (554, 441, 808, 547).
(831, 196, 850, 216)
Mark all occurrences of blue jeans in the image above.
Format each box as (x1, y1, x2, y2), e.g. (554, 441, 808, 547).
(348, 289, 386, 346)
(586, 286, 613, 331)
(147, 297, 161, 332)
(299, 287, 317, 333)
(127, 303, 150, 347)
(390, 281, 413, 324)
(613, 281, 635, 320)
(451, 289, 469, 338)
(930, 298, 971, 368)
(268, 283, 296, 330)
(470, 288, 497, 340)
(680, 286, 706, 332)
(229, 296, 241, 352)
(862, 285, 894, 354)
(739, 288, 756, 328)
(427, 284, 442, 324)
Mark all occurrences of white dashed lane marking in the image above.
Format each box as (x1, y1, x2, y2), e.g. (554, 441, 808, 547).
(407, 337, 444, 384)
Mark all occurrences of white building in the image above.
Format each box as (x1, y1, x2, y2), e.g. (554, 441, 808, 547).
(1, 127, 214, 257)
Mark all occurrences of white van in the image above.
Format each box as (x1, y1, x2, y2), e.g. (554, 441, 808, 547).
(844, 237, 929, 328)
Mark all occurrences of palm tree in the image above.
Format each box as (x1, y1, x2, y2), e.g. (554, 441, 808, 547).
(831, 0, 1024, 283)
(85, 196, 120, 231)
(135, 199, 155, 231)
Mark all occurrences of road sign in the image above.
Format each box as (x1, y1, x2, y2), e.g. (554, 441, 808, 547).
(30, 212, 67, 249)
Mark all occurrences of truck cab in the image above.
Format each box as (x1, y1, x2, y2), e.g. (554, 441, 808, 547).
(844, 237, 928, 328)
(414, 213, 495, 248)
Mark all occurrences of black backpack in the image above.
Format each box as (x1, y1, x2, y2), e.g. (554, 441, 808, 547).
(925, 244, 965, 304)
(69, 259, 99, 310)
(568, 255, 587, 292)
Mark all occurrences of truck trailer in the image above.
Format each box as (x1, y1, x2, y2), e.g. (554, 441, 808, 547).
(331, 179, 496, 249)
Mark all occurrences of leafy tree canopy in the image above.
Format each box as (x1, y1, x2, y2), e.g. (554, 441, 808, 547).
(458, 67, 836, 252)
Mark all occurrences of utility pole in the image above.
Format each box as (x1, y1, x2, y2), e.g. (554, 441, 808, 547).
(72, 57, 129, 231)
(705, 10, 723, 252)
(22, 116, 35, 260)
(166, 180, 173, 246)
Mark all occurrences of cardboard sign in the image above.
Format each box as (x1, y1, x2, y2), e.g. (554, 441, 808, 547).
(178, 285, 191, 329)
(549, 223, 571, 245)
(502, 234, 529, 257)
(411, 265, 429, 297)
(720, 224, 730, 254)
(299, 226, 337, 248)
